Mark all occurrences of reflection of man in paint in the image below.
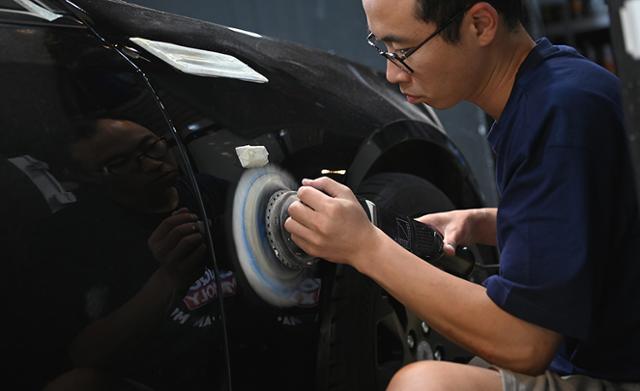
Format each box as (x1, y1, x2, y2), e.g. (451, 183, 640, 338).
(70, 118, 181, 213)
(68, 118, 207, 293)
(43, 118, 229, 391)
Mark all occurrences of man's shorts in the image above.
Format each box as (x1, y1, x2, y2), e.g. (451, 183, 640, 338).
(499, 369, 640, 391)
(469, 357, 640, 391)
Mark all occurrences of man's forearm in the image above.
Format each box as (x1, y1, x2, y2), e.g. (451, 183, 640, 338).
(469, 208, 498, 246)
(355, 228, 560, 375)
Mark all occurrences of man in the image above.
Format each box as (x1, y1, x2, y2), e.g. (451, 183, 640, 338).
(285, 0, 640, 390)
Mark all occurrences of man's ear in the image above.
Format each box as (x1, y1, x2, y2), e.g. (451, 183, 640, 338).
(464, 2, 499, 46)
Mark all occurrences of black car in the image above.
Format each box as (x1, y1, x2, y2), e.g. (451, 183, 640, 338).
(0, 0, 497, 390)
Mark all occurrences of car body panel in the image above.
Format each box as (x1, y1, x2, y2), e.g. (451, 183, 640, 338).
(0, 12, 229, 389)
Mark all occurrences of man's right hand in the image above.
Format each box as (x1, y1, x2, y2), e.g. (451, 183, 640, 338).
(147, 207, 206, 293)
(417, 208, 498, 256)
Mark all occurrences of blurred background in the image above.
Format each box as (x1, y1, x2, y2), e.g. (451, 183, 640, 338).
(127, 0, 615, 207)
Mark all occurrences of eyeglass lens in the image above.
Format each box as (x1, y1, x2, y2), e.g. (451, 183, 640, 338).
(105, 137, 170, 174)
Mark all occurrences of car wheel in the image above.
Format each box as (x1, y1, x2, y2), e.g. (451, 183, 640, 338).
(316, 173, 474, 391)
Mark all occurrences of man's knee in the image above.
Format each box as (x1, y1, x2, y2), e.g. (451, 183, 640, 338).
(387, 361, 503, 391)
(387, 361, 453, 391)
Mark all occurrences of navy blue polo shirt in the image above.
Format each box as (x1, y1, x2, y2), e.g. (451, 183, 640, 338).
(485, 38, 640, 381)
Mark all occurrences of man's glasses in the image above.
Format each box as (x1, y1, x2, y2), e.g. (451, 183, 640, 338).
(367, 7, 469, 73)
(103, 136, 176, 175)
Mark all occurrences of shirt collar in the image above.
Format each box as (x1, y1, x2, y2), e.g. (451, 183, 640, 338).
(487, 37, 557, 151)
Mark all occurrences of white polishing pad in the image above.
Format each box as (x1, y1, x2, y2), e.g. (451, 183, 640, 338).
(231, 165, 320, 307)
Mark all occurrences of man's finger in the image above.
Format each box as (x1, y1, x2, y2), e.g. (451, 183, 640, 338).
(284, 216, 317, 245)
(442, 227, 462, 256)
(296, 185, 331, 212)
(442, 241, 456, 256)
(302, 176, 351, 198)
(416, 214, 433, 225)
(150, 212, 198, 242)
(416, 212, 447, 227)
(287, 199, 319, 230)
(172, 207, 190, 216)
(166, 232, 204, 265)
(289, 233, 318, 258)
(155, 222, 200, 257)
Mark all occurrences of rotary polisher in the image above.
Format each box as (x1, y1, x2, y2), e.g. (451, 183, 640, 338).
(232, 166, 475, 308)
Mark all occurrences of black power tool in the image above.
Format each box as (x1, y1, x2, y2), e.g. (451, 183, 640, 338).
(265, 189, 475, 278)
(232, 166, 475, 307)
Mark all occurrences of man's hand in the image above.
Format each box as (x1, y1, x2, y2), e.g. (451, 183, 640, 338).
(147, 208, 206, 293)
(417, 208, 498, 255)
(284, 177, 381, 268)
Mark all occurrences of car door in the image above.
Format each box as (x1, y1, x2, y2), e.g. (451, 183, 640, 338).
(0, 1, 230, 389)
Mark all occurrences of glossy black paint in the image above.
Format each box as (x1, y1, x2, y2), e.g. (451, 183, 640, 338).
(1, 9, 228, 390)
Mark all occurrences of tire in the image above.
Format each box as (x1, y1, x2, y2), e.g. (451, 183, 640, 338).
(316, 173, 475, 391)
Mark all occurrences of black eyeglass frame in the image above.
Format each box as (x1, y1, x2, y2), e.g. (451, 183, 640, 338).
(367, 6, 469, 73)
(102, 136, 176, 175)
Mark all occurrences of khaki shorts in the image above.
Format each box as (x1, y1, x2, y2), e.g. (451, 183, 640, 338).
(469, 357, 640, 391)
(499, 369, 640, 391)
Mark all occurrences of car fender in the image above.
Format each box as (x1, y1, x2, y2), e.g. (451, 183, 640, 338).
(347, 119, 486, 209)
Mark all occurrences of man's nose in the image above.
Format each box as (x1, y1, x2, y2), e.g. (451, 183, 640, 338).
(386, 61, 411, 84)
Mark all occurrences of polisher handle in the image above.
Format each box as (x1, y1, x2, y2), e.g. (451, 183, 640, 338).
(357, 197, 475, 279)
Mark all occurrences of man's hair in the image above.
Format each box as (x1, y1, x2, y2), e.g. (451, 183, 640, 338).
(53, 118, 101, 174)
(416, 0, 523, 42)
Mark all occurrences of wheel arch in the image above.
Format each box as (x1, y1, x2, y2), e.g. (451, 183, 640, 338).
(346, 119, 487, 210)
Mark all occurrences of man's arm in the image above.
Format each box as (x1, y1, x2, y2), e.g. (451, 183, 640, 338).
(360, 228, 561, 375)
(417, 208, 498, 255)
(285, 177, 561, 375)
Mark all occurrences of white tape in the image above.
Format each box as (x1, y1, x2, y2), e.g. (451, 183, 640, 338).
(235, 145, 270, 168)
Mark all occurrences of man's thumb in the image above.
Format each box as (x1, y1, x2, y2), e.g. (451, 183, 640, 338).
(442, 240, 456, 256)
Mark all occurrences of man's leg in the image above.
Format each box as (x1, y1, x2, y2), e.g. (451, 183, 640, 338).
(387, 361, 503, 391)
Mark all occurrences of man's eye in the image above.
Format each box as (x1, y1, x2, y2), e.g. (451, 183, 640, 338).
(396, 47, 413, 55)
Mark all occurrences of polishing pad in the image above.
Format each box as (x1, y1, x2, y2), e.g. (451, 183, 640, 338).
(231, 165, 319, 307)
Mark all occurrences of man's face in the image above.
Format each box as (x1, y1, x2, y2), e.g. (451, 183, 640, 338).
(71, 119, 179, 193)
(363, 0, 484, 109)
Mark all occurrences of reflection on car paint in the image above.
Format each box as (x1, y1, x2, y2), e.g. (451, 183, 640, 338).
(8, 155, 77, 212)
(130, 37, 269, 83)
(183, 269, 237, 311)
(12, 0, 62, 21)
